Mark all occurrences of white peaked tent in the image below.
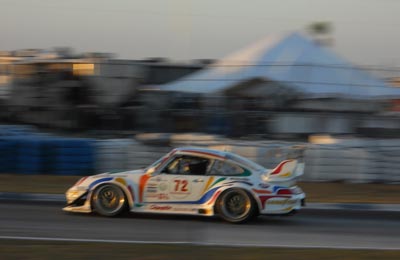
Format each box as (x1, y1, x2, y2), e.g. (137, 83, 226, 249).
(154, 32, 400, 99)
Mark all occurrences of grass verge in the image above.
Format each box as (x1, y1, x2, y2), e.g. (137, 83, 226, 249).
(1, 240, 400, 260)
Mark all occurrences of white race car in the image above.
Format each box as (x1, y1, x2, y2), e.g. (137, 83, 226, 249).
(63, 147, 305, 223)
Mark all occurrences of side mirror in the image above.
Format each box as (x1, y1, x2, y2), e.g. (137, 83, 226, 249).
(146, 166, 156, 175)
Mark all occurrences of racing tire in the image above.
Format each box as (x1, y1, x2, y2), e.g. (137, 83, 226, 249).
(91, 184, 127, 217)
(216, 188, 257, 224)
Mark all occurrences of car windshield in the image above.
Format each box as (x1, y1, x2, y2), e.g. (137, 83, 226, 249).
(145, 156, 166, 171)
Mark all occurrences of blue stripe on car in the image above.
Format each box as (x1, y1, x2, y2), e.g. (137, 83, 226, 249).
(89, 177, 113, 189)
(273, 185, 285, 192)
(154, 186, 221, 204)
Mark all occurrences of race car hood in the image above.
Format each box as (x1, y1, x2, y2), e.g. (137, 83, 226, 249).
(73, 169, 145, 188)
(108, 169, 146, 176)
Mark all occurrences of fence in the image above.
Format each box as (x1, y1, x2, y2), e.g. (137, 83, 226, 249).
(1, 126, 400, 183)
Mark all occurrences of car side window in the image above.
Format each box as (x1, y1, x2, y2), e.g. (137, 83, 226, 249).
(161, 155, 210, 175)
(209, 159, 246, 176)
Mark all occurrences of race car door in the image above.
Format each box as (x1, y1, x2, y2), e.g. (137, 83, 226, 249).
(144, 155, 212, 203)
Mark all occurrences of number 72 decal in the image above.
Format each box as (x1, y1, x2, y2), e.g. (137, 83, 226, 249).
(170, 177, 192, 198)
(174, 179, 188, 192)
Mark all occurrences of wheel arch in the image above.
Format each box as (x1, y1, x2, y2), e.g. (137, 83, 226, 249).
(89, 181, 135, 210)
(213, 186, 262, 215)
(247, 188, 263, 213)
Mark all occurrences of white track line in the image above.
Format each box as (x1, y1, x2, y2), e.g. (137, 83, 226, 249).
(0, 235, 399, 251)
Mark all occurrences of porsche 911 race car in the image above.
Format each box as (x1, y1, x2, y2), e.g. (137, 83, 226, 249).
(63, 147, 305, 223)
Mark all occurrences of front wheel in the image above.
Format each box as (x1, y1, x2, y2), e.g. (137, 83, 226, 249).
(216, 188, 257, 224)
(91, 184, 127, 217)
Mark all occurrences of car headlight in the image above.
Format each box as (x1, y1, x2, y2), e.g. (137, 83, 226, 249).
(66, 186, 88, 204)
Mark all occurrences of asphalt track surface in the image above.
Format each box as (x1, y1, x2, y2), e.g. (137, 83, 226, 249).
(1, 201, 400, 250)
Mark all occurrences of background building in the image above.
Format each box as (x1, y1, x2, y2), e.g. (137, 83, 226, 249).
(140, 33, 400, 137)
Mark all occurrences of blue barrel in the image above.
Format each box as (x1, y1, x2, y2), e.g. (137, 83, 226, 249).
(15, 137, 46, 175)
(46, 138, 95, 176)
(0, 139, 18, 173)
(0, 125, 96, 176)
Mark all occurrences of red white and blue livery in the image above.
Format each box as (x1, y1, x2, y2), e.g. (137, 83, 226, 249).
(64, 147, 305, 223)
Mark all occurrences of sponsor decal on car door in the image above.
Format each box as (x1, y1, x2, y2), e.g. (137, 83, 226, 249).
(144, 175, 210, 203)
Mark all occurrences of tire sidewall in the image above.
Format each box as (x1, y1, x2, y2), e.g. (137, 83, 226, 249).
(91, 184, 127, 217)
(216, 188, 256, 224)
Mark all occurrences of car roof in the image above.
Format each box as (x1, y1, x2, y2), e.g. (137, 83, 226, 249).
(174, 147, 228, 159)
(174, 147, 266, 171)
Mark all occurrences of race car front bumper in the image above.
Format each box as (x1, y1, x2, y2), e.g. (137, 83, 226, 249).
(62, 188, 92, 213)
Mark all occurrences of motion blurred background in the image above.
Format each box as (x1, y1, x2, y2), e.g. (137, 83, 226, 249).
(2, 1, 400, 259)
(1, 0, 400, 181)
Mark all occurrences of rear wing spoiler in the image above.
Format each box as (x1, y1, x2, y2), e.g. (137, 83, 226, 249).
(264, 159, 304, 181)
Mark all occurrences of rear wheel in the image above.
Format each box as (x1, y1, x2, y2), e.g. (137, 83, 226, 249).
(216, 188, 257, 224)
(91, 184, 127, 217)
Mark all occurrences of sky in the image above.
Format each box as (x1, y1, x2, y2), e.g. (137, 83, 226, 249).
(1, 0, 400, 67)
